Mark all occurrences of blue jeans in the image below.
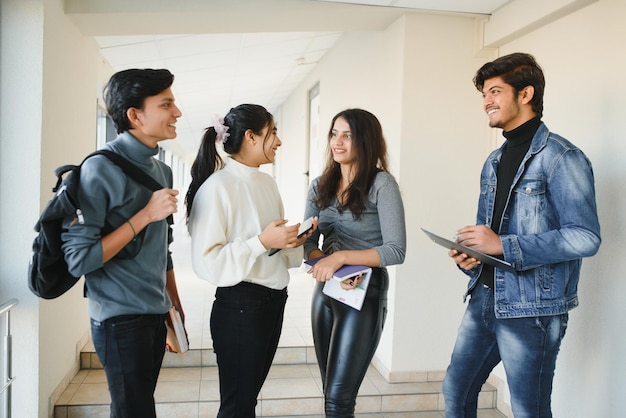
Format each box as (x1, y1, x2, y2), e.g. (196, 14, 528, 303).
(91, 313, 167, 418)
(210, 281, 288, 418)
(442, 284, 568, 418)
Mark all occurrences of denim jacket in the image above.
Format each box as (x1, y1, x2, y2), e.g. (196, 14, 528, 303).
(463, 122, 601, 318)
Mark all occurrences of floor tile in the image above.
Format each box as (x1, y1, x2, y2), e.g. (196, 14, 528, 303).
(477, 410, 507, 418)
(67, 404, 109, 418)
(155, 380, 201, 402)
(260, 377, 322, 399)
(355, 395, 383, 413)
(200, 366, 219, 381)
(158, 366, 202, 382)
(68, 382, 110, 405)
(266, 364, 315, 379)
(381, 393, 440, 413)
(261, 396, 324, 416)
(81, 370, 106, 384)
(198, 380, 221, 402)
(155, 401, 199, 417)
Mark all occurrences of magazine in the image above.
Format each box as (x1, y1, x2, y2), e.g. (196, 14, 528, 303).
(303, 256, 372, 310)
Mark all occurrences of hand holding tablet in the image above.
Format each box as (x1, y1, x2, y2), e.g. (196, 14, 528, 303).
(268, 216, 315, 256)
(421, 227, 515, 272)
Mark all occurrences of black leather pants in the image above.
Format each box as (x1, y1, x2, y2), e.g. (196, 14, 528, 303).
(311, 268, 389, 418)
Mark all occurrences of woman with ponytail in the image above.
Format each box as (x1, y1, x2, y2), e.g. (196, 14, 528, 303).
(186, 104, 316, 417)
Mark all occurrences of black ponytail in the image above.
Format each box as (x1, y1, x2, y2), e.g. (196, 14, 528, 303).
(185, 104, 274, 221)
(185, 127, 223, 220)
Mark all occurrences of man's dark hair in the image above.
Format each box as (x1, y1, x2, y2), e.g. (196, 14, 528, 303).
(103, 69, 175, 133)
(473, 52, 545, 118)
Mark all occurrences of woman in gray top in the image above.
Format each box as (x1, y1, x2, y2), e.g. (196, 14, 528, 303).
(303, 108, 406, 417)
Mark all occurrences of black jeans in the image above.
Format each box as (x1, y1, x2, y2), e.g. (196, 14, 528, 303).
(210, 281, 288, 418)
(90, 313, 167, 418)
(312, 267, 389, 418)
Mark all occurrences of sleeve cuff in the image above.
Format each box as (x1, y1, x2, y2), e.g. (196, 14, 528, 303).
(247, 235, 268, 257)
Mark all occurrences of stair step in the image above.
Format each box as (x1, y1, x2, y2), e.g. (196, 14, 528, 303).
(56, 347, 503, 418)
(80, 346, 319, 370)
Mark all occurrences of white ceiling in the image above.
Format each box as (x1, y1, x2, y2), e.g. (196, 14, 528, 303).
(93, 0, 511, 157)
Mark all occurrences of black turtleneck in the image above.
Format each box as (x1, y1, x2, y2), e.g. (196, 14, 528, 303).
(478, 116, 541, 288)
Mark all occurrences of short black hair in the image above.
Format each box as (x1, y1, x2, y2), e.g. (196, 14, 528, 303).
(103, 69, 175, 133)
(473, 53, 545, 118)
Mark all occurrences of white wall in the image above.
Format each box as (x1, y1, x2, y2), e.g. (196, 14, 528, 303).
(1, 0, 102, 416)
(0, 1, 45, 417)
(38, 0, 103, 415)
(391, 13, 494, 376)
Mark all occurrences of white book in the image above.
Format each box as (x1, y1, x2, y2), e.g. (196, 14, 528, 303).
(165, 306, 189, 354)
(304, 256, 372, 311)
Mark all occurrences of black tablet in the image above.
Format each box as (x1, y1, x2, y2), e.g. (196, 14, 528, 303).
(421, 228, 515, 272)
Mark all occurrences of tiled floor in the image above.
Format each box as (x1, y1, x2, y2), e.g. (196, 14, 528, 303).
(54, 226, 505, 417)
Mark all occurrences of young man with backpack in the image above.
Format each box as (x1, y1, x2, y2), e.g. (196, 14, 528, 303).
(61, 68, 184, 418)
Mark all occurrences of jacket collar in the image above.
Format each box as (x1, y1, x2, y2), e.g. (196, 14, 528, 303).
(495, 121, 549, 159)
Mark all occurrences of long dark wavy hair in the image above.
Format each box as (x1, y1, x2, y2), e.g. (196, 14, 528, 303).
(315, 108, 389, 219)
(185, 104, 274, 220)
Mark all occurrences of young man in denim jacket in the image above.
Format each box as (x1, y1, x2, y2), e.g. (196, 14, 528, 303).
(442, 53, 601, 418)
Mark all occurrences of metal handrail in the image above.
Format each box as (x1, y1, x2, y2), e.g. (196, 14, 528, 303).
(0, 298, 18, 418)
(0, 299, 18, 316)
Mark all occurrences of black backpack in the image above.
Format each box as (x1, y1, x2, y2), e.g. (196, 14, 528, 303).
(28, 150, 171, 299)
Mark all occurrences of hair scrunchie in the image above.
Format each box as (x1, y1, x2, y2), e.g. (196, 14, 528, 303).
(209, 114, 230, 144)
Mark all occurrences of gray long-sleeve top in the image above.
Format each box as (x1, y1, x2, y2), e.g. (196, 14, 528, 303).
(303, 171, 406, 267)
(61, 132, 174, 322)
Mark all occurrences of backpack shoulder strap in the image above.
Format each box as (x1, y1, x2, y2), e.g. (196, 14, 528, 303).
(86, 150, 173, 225)
(88, 150, 164, 192)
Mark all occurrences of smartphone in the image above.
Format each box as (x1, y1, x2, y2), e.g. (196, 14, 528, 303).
(296, 216, 314, 238)
(268, 216, 315, 256)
